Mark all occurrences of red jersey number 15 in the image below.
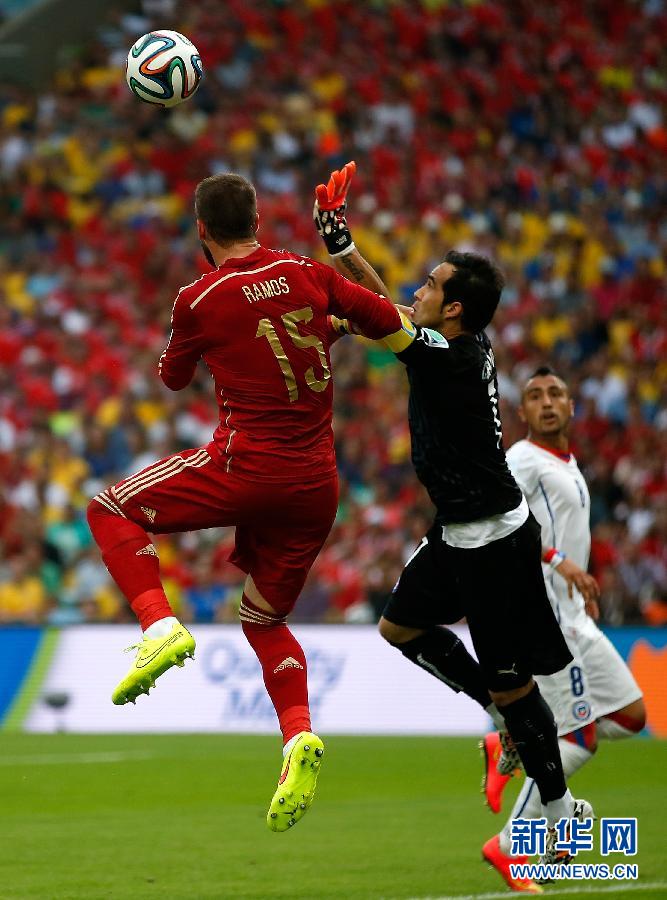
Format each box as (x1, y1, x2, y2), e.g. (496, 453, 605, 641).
(255, 306, 331, 403)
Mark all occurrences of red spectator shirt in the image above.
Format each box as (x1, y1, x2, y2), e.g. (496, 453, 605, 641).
(159, 246, 401, 483)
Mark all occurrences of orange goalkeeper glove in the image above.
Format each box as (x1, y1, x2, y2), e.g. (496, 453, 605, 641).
(314, 160, 356, 257)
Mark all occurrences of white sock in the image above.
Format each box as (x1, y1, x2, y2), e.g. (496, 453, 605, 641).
(486, 703, 506, 732)
(144, 616, 179, 639)
(543, 787, 574, 826)
(500, 739, 594, 850)
(596, 716, 639, 740)
(282, 732, 305, 758)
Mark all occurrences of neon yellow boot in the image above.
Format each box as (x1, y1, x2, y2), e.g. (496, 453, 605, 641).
(111, 623, 195, 705)
(267, 732, 325, 832)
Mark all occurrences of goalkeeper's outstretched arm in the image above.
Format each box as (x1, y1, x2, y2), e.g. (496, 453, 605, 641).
(334, 247, 392, 300)
(313, 161, 394, 302)
(314, 161, 416, 357)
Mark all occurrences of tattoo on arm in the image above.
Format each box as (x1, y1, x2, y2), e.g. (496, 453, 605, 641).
(335, 250, 392, 298)
(341, 254, 366, 282)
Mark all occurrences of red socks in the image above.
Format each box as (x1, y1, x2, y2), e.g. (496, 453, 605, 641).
(240, 594, 311, 743)
(87, 499, 173, 630)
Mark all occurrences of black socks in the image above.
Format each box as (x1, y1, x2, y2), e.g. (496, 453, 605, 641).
(498, 684, 567, 803)
(392, 627, 492, 710)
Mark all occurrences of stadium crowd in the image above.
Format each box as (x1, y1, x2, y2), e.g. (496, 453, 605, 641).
(0, 0, 666, 628)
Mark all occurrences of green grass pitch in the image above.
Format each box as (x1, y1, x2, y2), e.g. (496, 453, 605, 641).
(0, 734, 665, 899)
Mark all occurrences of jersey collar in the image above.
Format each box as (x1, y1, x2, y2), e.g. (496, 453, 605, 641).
(529, 438, 572, 462)
(218, 245, 268, 269)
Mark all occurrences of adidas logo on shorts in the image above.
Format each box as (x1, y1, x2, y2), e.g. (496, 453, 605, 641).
(273, 657, 304, 673)
(140, 506, 157, 523)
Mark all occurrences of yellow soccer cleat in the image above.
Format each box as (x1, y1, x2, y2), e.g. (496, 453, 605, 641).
(111, 623, 195, 705)
(267, 732, 324, 832)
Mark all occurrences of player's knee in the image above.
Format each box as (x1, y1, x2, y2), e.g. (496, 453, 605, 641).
(240, 594, 285, 634)
(489, 679, 535, 708)
(615, 698, 647, 732)
(378, 616, 421, 645)
(630, 698, 647, 731)
(87, 495, 151, 556)
(86, 495, 120, 539)
(378, 617, 395, 642)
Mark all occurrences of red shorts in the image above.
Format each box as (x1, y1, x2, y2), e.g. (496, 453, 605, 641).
(106, 446, 338, 616)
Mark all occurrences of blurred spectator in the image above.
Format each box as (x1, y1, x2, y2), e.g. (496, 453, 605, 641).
(181, 550, 232, 624)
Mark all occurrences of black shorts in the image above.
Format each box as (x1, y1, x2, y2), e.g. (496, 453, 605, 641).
(383, 513, 573, 692)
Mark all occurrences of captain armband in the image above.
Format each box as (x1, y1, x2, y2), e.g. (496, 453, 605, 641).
(381, 310, 417, 353)
(544, 547, 567, 570)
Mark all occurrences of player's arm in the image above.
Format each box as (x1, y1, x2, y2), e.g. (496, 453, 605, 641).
(314, 163, 456, 367)
(542, 550, 600, 618)
(506, 445, 600, 618)
(336, 248, 393, 298)
(314, 160, 392, 299)
(314, 162, 417, 355)
(158, 294, 204, 391)
(322, 265, 415, 351)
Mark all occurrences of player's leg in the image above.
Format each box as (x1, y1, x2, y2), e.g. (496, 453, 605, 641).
(581, 631, 645, 739)
(482, 720, 596, 894)
(483, 639, 595, 814)
(379, 527, 506, 729)
(498, 723, 597, 841)
(87, 446, 231, 703)
(485, 658, 598, 891)
(232, 475, 338, 832)
(598, 699, 646, 738)
(487, 632, 643, 888)
(479, 624, 598, 893)
(241, 574, 312, 745)
(382, 589, 522, 813)
(460, 516, 592, 831)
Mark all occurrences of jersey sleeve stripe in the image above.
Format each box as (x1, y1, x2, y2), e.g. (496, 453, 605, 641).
(537, 478, 557, 550)
(189, 258, 309, 309)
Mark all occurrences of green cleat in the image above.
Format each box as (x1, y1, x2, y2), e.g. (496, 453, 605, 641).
(111, 623, 195, 705)
(267, 732, 324, 832)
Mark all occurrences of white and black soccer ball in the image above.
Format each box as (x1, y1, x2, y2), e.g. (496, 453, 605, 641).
(126, 31, 203, 108)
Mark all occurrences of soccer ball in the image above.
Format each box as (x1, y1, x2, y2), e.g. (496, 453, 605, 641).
(126, 31, 203, 108)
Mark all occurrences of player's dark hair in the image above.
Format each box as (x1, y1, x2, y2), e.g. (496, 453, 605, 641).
(195, 173, 257, 244)
(442, 250, 504, 333)
(525, 365, 570, 393)
(530, 365, 561, 380)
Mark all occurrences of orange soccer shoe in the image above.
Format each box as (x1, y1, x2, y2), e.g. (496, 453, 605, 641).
(480, 731, 512, 814)
(482, 834, 542, 894)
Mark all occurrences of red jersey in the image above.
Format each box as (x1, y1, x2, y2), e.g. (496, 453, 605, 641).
(159, 246, 402, 482)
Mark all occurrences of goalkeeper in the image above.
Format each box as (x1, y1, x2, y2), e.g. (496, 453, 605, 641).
(314, 163, 593, 878)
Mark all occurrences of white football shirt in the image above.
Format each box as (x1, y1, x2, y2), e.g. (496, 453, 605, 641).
(506, 439, 594, 638)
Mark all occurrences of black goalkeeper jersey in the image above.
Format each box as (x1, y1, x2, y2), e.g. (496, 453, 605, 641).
(396, 326, 522, 525)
